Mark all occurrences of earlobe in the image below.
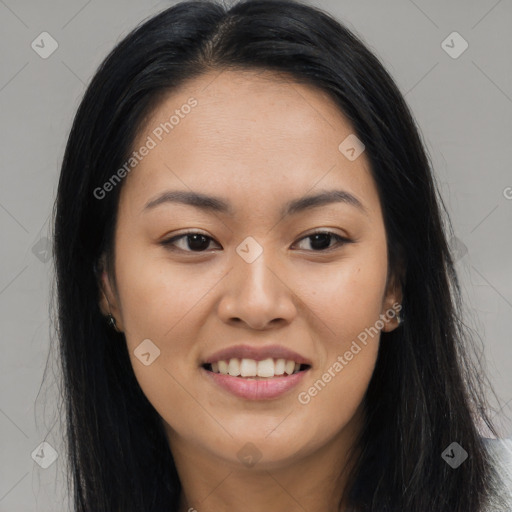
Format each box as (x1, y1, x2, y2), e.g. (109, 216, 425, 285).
(95, 258, 124, 332)
(95, 257, 110, 314)
(381, 253, 407, 332)
(380, 299, 403, 332)
(381, 271, 405, 333)
(98, 271, 110, 316)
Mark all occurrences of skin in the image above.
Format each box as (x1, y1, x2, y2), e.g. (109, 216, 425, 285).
(99, 69, 403, 512)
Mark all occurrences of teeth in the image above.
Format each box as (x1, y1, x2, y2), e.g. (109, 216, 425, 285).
(218, 360, 228, 374)
(274, 358, 285, 375)
(240, 358, 257, 377)
(228, 358, 241, 376)
(285, 360, 295, 376)
(209, 358, 305, 377)
(257, 358, 275, 377)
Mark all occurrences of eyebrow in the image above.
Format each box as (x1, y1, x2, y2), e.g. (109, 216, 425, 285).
(143, 189, 368, 217)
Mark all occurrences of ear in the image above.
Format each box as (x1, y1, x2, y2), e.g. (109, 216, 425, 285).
(96, 255, 124, 332)
(380, 264, 405, 333)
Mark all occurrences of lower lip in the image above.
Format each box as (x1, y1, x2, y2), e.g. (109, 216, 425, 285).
(201, 367, 309, 400)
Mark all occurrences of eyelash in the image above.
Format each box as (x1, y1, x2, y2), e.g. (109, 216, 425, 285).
(160, 230, 352, 253)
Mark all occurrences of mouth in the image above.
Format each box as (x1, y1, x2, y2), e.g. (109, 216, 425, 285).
(200, 344, 312, 400)
(202, 358, 311, 379)
(200, 357, 311, 400)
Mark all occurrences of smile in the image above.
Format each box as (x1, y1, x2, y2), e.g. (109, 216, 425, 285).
(201, 359, 311, 400)
(203, 357, 310, 378)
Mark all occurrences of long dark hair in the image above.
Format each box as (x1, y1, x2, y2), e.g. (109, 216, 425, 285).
(51, 0, 508, 510)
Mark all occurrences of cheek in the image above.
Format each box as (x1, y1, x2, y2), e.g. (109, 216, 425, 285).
(296, 275, 383, 442)
(299, 246, 388, 344)
(113, 248, 212, 428)
(114, 244, 219, 344)
(294, 359, 376, 452)
(295, 245, 387, 408)
(113, 243, 231, 408)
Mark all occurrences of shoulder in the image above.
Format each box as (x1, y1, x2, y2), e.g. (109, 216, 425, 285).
(482, 437, 512, 476)
(481, 437, 512, 510)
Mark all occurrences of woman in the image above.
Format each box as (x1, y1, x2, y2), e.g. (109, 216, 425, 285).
(51, 0, 512, 510)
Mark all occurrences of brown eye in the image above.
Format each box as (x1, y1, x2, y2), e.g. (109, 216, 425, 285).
(160, 230, 351, 254)
(161, 232, 221, 252)
(294, 231, 351, 251)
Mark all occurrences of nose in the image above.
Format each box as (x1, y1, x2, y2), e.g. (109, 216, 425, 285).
(217, 246, 297, 330)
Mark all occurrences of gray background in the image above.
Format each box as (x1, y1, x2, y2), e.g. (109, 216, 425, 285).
(0, 0, 511, 510)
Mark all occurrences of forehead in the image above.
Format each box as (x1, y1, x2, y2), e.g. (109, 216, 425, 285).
(120, 69, 381, 220)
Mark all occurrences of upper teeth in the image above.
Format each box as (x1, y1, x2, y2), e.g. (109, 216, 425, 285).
(210, 358, 301, 377)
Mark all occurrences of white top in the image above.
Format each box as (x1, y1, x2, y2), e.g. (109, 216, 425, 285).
(482, 437, 512, 510)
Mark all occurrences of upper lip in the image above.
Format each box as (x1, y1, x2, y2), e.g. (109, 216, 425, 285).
(203, 344, 312, 366)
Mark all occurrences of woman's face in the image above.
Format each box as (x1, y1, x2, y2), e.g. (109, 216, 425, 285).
(100, 69, 402, 470)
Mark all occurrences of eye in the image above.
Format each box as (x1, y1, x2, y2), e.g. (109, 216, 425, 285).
(160, 230, 352, 253)
(160, 231, 221, 252)
(293, 231, 351, 252)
